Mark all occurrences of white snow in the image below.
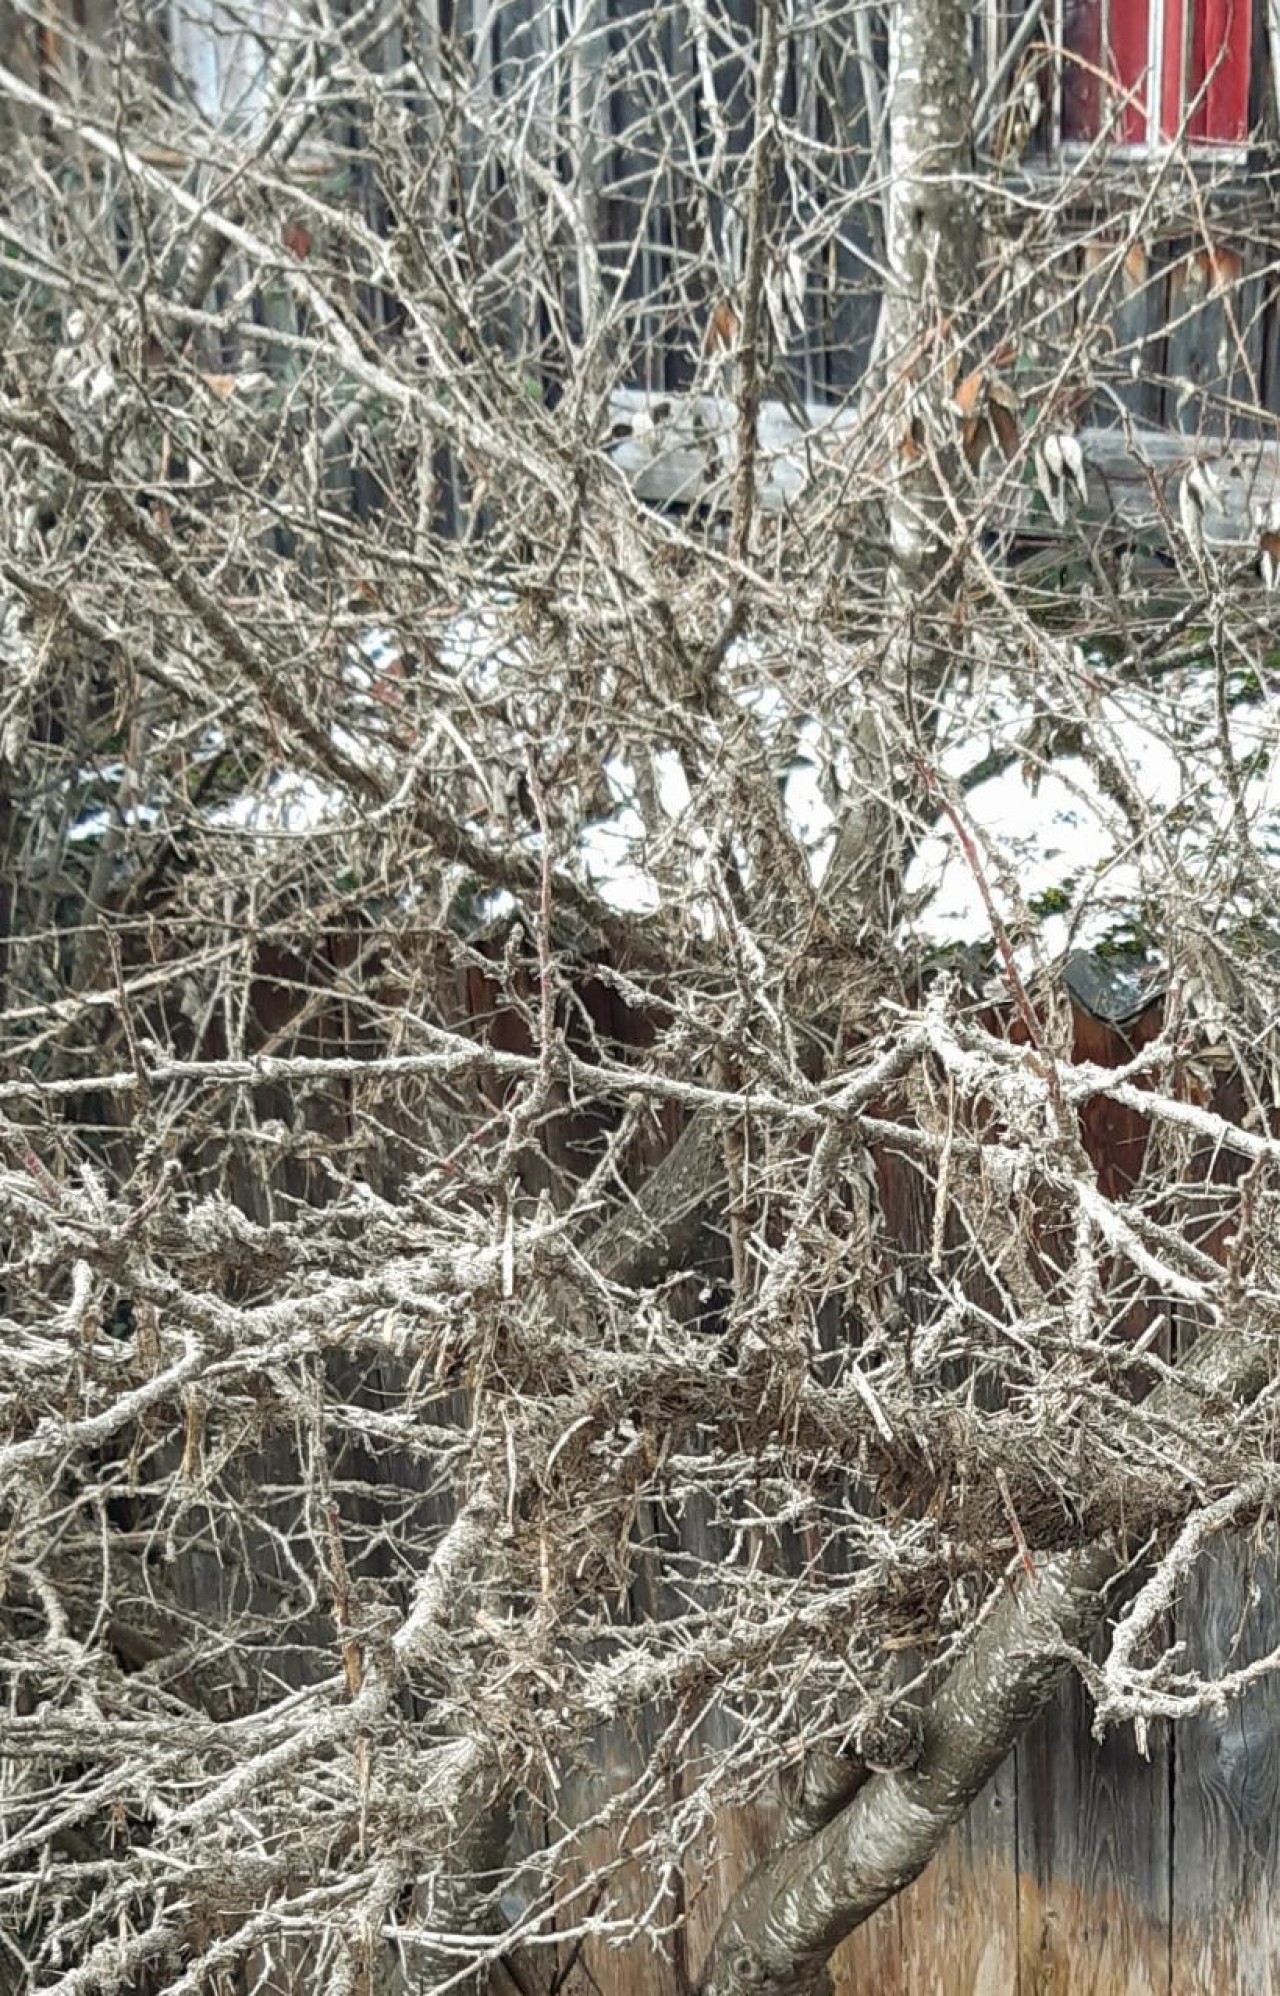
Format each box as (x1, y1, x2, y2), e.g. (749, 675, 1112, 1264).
(65, 800, 162, 845)
(579, 758, 662, 913)
(904, 655, 1280, 961)
(55, 596, 1280, 963)
(433, 595, 525, 688)
(781, 718, 837, 883)
(652, 749, 692, 820)
(206, 770, 348, 836)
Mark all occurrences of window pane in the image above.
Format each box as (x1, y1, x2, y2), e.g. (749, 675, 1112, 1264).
(1062, 0, 1102, 139)
(1062, 0, 1153, 145)
(1108, 0, 1153, 145)
(1189, 0, 1251, 142)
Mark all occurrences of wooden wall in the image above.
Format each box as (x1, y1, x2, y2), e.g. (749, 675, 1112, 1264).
(1071, 225, 1278, 441)
(822, 1591, 1280, 1996)
(9, 1, 1280, 477)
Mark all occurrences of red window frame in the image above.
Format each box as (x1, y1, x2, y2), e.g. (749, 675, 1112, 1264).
(1060, 0, 1251, 150)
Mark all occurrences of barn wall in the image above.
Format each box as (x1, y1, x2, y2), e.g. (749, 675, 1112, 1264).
(8, 2, 1280, 470)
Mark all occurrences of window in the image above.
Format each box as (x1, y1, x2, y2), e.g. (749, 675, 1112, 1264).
(1061, 0, 1252, 151)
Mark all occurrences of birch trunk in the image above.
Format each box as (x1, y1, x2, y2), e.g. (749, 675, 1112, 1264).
(826, 0, 976, 932)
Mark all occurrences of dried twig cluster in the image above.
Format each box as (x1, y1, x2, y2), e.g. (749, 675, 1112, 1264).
(2, 3, 1280, 1991)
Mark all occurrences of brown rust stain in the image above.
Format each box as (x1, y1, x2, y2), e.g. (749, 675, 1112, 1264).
(521, 1850, 1268, 1995)
(1017, 1866, 1168, 1996)
(1170, 1888, 1276, 1996)
(831, 1857, 1170, 1996)
(831, 1846, 1018, 1996)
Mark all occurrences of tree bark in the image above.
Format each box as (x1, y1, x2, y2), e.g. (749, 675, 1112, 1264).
(826, 0, 976, 933)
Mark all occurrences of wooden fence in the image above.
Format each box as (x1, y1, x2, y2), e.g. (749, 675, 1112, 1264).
(530, 972, 1280, 1996)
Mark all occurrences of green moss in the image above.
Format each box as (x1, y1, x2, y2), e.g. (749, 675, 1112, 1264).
(1027, 883, 1072, 917)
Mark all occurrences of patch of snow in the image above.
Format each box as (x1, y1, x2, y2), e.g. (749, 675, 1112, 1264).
(782, 718, 837, 882)
(352, 625, 401, 675)
(207, 771, 348, 836)
(434, 595, 525, 691)
(330, 721, 396, 785)
(473, 888, 518, 926)
(652, 749, 692, 820)
(579, 758, 662, 913)
(65, 799, 162, 845)
(907, 755, 1137, 953)
(120, 593, 1280, 964)
(906, 647, 1280, 960)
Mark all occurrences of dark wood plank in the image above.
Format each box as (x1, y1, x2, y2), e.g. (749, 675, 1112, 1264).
(1171, 1536, 1280, 1993)
(1164, 239, 1267, 440)
(1081, 236, 1167, 427)
(1016, 1672, 1170, 1995)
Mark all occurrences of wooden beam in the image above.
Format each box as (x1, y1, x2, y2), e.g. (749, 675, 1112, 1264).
(606, 386, 859, 516)
(1076, 424, 1280, 545)
(606, 387, 1280, 548)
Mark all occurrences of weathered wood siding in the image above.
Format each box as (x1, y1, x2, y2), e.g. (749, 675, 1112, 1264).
(98, 913, 1280, 1996)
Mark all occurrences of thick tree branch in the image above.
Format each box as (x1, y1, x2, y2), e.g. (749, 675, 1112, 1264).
(700, 1307, 1278, 1995)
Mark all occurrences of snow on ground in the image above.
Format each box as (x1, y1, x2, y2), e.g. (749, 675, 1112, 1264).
(906, 652, 1280, 963)
(579, 758, 662, 914)
(206, 770, 349, 836)
(62, 761, 163, 846)
(783, 718, 837, 883)
(433, 597, 524, 687)
(56, 601, 1280, 964)
(906, 757, 1144, 960)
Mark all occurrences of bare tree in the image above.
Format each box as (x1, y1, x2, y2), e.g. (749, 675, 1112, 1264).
(2, 2, 1280, 1992)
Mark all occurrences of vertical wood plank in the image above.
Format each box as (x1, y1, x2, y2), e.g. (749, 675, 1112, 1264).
(1164, 239, 1265, 437)
(1016, 1673, 1170, 1995)
(1257, 267, 1280, 423)
(1108, 0, 1153, 145)
(1171, 1538, 1280, 1994)
(1189, 0, 1251, 143)
(900, 1758, 1021, 1996)
(660, 0, 698, 392)
(549, 1732, 689, 1996)
(683, 1794, 781, 1988)
(818, 8, 879, 397)
(830, 1877, 904, 1994)
(788, 0, 819, 409)
(1081, 237, 1166, 426)
(1061, 0, 1101, 142)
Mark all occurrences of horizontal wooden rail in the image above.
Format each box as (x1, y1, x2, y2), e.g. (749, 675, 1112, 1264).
(606, 386, 1280, 548)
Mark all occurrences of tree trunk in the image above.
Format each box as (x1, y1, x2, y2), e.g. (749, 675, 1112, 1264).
(826, 0, 976, 932)
(699, 1277, 1277, 1994)
(700, 1548, 1113, 1996)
